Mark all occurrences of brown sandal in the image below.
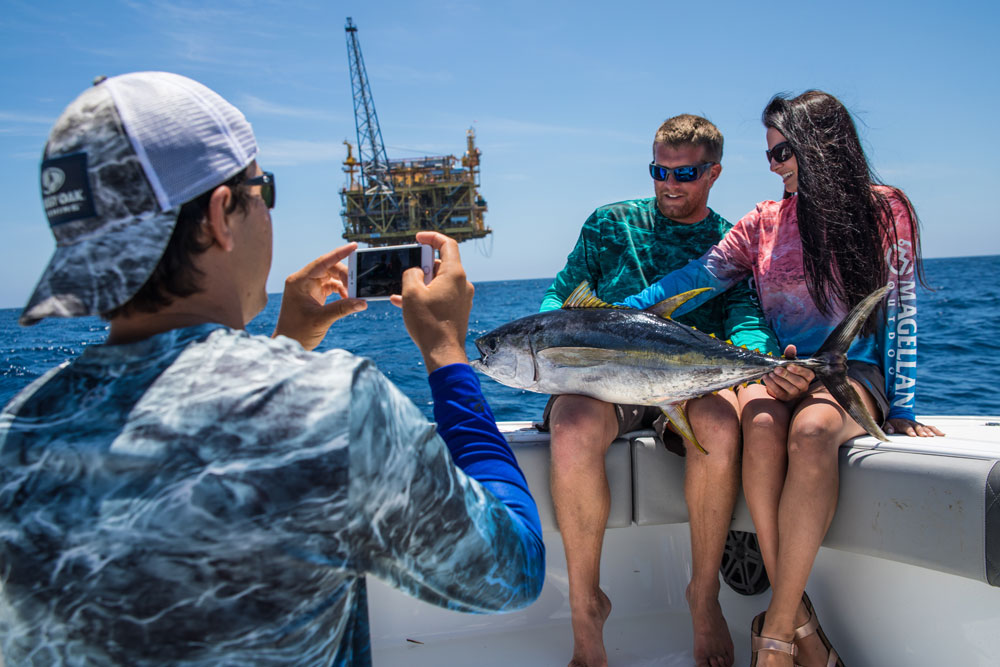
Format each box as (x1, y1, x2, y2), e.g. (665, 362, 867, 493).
(794, 592, 844, 667)
(751, 611, 799, 666)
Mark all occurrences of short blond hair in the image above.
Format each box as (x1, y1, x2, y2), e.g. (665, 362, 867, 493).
(653, 114, 723, 163)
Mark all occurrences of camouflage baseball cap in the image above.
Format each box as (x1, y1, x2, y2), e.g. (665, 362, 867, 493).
(21, 71, 258, 325)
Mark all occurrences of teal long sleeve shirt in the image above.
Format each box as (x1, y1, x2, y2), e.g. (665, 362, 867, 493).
(542, 198, 780, 355)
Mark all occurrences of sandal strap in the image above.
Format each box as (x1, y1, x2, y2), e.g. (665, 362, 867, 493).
(794, 593, 841, 667)
(793, 610, 819, 640)
(752, 634, 798, 657)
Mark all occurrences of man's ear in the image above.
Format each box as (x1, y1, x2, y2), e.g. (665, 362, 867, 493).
(708, 162, 722, 185)
(203, 185, 236, 251)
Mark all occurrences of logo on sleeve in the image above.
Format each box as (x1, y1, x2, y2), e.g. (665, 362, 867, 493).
(40, 152, 97, 226)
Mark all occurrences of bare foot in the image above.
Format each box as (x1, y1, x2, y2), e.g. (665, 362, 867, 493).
(568, 588, 612, 667)
(686, 584, 734, 667)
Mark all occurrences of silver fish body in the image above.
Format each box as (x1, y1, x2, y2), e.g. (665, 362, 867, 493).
(471, 284, 891, 449)
(472, 307, 791, 405)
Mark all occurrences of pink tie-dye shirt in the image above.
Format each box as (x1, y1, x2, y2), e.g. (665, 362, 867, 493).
(622, 186, 919, 421)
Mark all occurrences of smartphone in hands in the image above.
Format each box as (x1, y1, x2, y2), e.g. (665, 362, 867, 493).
(347, 244, 434, 300)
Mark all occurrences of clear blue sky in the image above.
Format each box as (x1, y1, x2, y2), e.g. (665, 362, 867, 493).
(2, 0, 998, 309)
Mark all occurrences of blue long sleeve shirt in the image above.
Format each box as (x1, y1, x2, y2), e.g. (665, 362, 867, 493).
(0, 325, 544, 666)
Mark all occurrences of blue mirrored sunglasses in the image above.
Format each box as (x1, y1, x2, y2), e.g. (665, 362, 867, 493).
(245, 172, 276, 209)
(648, 161, 715, 183)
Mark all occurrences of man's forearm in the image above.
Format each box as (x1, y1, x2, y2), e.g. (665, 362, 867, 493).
(428, 364, 542, 543)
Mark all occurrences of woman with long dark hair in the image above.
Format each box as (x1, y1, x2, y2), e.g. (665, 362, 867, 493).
(622, 90, 943, 666)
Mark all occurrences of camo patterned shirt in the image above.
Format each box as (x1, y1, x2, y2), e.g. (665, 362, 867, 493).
(540, 198, 780, 354)
(622, 187, 920, 421)
(0, 324, 544, 666)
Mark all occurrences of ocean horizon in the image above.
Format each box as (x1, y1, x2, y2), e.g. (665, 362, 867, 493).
(3, 255, 999, 421)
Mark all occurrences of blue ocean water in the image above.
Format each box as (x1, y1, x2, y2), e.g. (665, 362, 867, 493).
(2, 255, 999, 419)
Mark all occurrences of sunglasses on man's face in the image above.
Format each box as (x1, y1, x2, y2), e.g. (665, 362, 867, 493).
(245, 172, 276, 209)
(648, 161, 716, 183)
(765, 142, 793, 164)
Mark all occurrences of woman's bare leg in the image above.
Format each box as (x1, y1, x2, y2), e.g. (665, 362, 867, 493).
(738, 383, 791, 581)
(757, 380, 879, 667)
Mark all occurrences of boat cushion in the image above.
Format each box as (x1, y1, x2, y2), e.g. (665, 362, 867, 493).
(988, 460, 1000, 586)
(502, 417, 1000, 587)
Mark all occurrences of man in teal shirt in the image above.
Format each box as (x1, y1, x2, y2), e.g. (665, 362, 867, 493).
(541, 114, 778, 667)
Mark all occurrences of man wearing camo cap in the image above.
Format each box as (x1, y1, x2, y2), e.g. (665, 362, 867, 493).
(0, 72, 544, 665)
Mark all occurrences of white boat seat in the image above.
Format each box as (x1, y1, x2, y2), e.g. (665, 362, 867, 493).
(502, 426, 632, 529)
(500, 417, 1000, 587)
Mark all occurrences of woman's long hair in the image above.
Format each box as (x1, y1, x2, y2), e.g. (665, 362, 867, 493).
(762, 91, 927, 335)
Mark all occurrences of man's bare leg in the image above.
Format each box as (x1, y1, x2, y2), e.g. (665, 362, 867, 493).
(549, 395, 620, 667)
(682, 390, 741, 667)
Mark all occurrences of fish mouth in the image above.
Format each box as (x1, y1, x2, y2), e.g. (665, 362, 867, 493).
(470, 337, 487, 369)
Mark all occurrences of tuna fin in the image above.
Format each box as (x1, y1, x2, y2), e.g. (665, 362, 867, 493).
(644, 288, 713, 319)
(810, 285, 892, 442)
(824, 375, 889, 443)
(562, 282, 624, 309)
(815, 285, 891, 358)
(537, 346, 625, 367)
(659, 403, 708, 455)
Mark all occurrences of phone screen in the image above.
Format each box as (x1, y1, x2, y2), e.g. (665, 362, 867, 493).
(354, 246, 425, 298)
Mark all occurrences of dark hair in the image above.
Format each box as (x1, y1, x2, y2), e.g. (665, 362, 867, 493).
(762, 90, 928, 334)
(102, 168, 253, 319)
(654, 114, 723, 163)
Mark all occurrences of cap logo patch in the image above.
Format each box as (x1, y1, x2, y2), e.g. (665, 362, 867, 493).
(40, 152, 97, 226)
(41, 167, 66, 195)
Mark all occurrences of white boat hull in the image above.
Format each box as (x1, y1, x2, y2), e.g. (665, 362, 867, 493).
(370, 416, 1000, 666)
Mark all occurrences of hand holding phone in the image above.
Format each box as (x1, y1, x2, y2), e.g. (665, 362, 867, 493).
(396, 232, 474, 373)
(273, 243, 367, 350)
(347, 244, 434, 300)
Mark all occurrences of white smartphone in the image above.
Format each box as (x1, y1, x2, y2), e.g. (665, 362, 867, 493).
(347, 243, 434, 300)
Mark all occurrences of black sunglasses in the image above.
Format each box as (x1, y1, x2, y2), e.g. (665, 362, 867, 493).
(649, 161, 715, 183)
(765, 142, 793, 164)
(245, 172, 276, 209)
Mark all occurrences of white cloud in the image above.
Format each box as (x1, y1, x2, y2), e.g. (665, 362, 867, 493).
(240, 95, 341, 122)
(475, 116, 640, 144)
(0, 111, 55, 124)
(372, 64, 454, 86)
(259, 139, 342, 166)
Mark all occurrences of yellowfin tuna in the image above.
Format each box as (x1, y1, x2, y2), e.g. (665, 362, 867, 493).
(471, 282, 890, 453)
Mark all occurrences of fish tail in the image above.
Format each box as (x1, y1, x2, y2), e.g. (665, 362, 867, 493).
(810, 286, 891, 442)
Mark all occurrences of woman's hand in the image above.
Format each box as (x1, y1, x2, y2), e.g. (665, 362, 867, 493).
(885, 418, 946, 437)
(763, 344, 815, 401)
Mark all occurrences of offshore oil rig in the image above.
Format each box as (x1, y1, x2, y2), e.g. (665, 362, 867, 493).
(340, 18, 492, 247)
